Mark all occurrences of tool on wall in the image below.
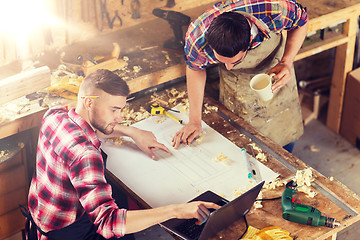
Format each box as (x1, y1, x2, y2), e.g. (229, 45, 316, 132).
(148, 103, 183, 124)
(99, 0, 123, 31)
(131, 0, 141, 19)
(281, 180, 342, 228)
(152, 8, 191, 53)
(166, 0, 175, 8)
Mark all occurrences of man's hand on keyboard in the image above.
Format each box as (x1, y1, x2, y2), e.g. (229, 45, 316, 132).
(175, 201, 220, 224)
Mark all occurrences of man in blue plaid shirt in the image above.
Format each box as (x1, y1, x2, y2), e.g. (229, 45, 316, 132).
(172, 0, 308, 152)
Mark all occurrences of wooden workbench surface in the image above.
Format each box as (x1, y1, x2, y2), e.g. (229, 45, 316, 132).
(105, 82, 360, 240)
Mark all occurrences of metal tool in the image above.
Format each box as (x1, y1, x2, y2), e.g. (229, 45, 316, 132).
(152, 8, 191, 53)
(99, 0, 123, 30)
(148, 103, 183, 124)
(166, 0, 175, 8)
(281, 180, 341, 228)
(131, 0, 141, 19)
(240, 148, 262, 183)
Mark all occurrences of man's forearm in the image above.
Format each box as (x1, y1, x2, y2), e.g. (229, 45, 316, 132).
(186, 66, 207, 123)
(281, 22, 309, 64)
(96, 125, 138, 139)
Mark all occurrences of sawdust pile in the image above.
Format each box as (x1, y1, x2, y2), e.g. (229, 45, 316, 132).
(0, 97, 32, 124)
(248, 142, 267, 162)
(121, 106, 151, 126)
(293, 168, 317, 198)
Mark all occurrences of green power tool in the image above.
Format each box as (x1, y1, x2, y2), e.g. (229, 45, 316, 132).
(281, 180, 341, 228)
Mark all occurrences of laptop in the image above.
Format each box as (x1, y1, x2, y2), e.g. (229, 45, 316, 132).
(161, 181, 265, 240)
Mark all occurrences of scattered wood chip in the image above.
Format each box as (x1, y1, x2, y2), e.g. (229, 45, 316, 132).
(310, 145, 320, 152)
(212, 152, 233, 166)
(263, 178, 286, 190)
(203, 103, 218, 114)
(106, 137, 133, 146)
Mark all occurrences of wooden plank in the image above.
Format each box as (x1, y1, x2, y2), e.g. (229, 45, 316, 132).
(295, 34, 348, 61)
(127, 63, 186, 94)
(306, 3, 360, 32)
(0, 66, 51, 105)
(326, 15, 358, 132)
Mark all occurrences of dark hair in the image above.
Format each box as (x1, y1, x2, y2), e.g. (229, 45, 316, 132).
(83, 69, 130, 96)
(205, 12, 251, 58)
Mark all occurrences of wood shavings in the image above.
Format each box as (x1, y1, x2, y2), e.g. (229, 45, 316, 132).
(106, 137, 133, 146)
(0, 150, 9, 159)
(254, 191, 263, 209)
(310, 145, 320, 152)
(121, 106, 151, 125)
(161, 51, 171, 62)
(150, 95, 169, 106)
(255, 152, 267, 162)
(212, 152, 233, 166)
(248, 143, 267, 162)
(203, 103, 218, 114)
(52, 64, 75, 77)
(263, 178, 286, 190)
(194, 130, 206, 144)
(133, 65, 142, 73)
(226, 130, 236, 134)
(293, 168, 317, 198)
(179, 99, 190, 112)
(0, 96, 32, 122)
(166, 88, 186, 105)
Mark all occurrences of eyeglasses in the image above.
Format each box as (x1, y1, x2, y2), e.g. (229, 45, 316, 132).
(214, 49, 249, 67)
(230, 49, 248, 66)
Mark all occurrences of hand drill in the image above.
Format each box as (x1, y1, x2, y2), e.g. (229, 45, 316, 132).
(152, 8, 191, 52)
(281, 180, 341, 228)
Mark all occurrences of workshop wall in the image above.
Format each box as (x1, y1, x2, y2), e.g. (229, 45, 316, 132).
(0, 0, 215, 67)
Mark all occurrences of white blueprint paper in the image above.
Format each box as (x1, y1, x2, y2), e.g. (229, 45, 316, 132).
(102, 109, 278, 208)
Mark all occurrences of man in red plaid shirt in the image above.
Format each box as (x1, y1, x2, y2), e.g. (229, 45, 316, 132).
(25, 69, 219, 240)
(172, 0, 309, 152)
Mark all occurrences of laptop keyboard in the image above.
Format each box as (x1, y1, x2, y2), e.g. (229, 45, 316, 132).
(174, 199, 228, 239)
(175, 218, 204, 239)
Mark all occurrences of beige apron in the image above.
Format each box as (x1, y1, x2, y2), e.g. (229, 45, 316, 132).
(218, 14, 303, 146)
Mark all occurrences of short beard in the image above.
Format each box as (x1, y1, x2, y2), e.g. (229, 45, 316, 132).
(89, 108, 114, 135)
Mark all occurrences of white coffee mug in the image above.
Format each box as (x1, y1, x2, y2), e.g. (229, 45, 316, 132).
(250, 73, 276, 101)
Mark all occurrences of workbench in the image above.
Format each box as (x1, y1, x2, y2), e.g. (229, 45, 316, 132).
(0, 0, 360, 238)
(104, 83, 360, 240)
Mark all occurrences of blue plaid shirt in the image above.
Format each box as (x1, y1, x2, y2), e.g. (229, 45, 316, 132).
(184, 0, 308, 70)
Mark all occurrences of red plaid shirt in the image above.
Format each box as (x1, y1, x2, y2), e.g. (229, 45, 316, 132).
(28, 107, 127, 239)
